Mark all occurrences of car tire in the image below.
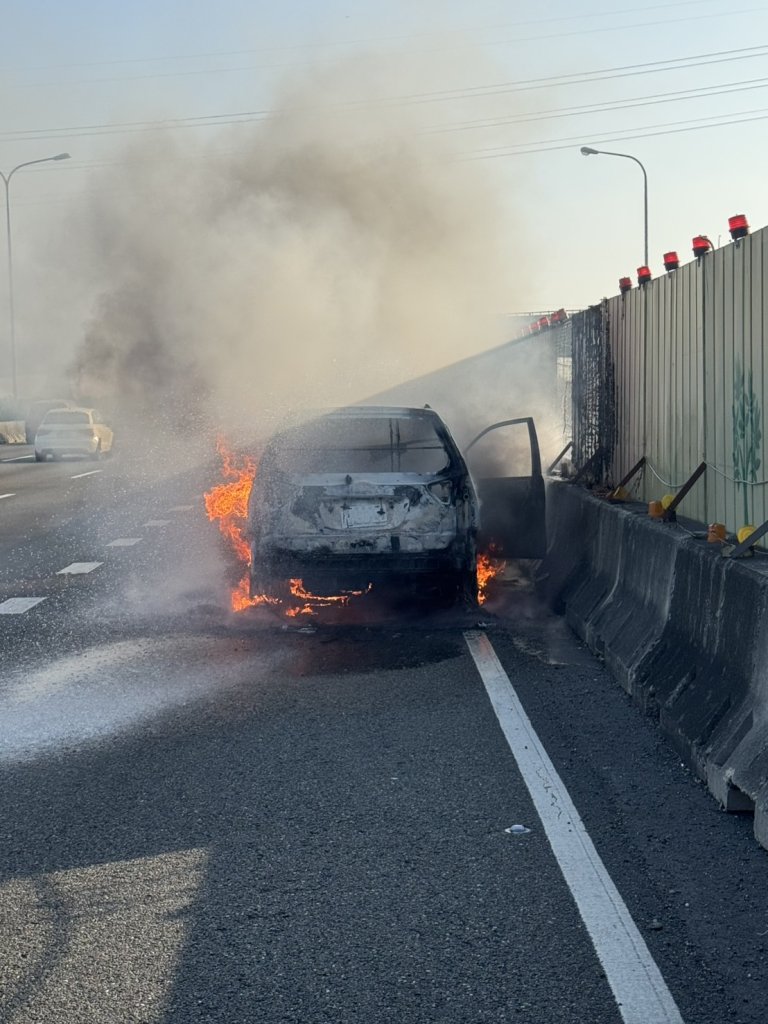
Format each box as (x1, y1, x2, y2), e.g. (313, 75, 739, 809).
(34, 451, 45, 462)
(458, 566, 479, 609)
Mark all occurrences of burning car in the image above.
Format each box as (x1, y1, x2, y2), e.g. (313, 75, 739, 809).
(246, 406, 479, 605)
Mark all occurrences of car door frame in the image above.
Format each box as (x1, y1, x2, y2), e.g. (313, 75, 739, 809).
(466, 416, 546, 559)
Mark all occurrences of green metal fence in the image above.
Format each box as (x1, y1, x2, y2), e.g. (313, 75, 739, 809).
(572, 228, 768, 533)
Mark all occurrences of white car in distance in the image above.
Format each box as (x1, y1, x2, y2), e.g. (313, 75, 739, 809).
(34, 407, 114, 462)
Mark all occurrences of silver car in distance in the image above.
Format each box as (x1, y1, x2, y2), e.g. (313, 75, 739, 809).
(34, 407, 114, 462)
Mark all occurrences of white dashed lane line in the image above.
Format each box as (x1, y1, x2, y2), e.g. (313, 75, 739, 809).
(71, 470, 103, 480)
(1, 498, 192, 617)
(57, 562, 103, 575)
(0, 597, 47, 614)
(0, 455, 33, 463)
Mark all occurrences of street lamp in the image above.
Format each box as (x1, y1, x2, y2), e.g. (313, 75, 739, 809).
(1, 152, 71, 399)
(580, 146, 648, 268)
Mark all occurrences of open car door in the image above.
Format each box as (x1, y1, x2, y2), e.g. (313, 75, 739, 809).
(466, 417, 546, 559)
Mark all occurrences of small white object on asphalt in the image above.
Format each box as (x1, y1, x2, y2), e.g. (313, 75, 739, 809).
(71, 470, 102, 479)
(505, 824, 531, 835)
(106, 538, 142, 547)
(57, 562, 103, 575)
(0, 597, 47, 614)
(143, 519, 171, 527)
(0, 493, 16, 499)
(166, 505, 194, 511)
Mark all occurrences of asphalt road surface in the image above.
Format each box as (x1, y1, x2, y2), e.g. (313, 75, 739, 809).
(1, 445, 767, 1024)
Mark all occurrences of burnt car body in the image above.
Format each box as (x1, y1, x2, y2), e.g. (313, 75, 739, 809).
(247, 406, 479, 603)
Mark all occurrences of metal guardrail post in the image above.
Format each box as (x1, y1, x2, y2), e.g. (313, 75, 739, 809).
(547, 441, 573, 475)
(571, 446, 607, 487)
(724, 518, 768, 558)
(661, 462, 707, 522)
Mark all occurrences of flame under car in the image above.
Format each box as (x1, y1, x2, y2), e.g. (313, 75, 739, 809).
(246, 407, 479, 605)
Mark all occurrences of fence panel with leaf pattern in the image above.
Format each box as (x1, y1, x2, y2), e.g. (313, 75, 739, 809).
(580, 228, 768, 532)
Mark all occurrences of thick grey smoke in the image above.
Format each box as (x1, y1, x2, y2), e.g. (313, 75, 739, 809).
(72, 56, 526, 442)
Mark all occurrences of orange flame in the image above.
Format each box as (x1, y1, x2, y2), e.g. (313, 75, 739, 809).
(230, 576, 281, 613)
(284, 579, 373, 616)
(204, 437, 265, 611)
(205, 437, 372, 616)
(204, 437, 257, 564)
(477, 550, 506, 605)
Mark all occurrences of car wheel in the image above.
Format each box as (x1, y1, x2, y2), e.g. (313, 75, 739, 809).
(34, 451, 45, 462)
(458, 566, 479, 609)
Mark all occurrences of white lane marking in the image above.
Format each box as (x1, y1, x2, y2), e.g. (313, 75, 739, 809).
(71, 470, 102, 479)
(57, 562, 103, 575)
(0, 454, 33, 463)
(464, 632, 685, 1024)
(0, 597, 47, 614)
(106, 538, 142, 547)
(166, 504, 194, 512)
(143, 519, 170, 527)
(0, 493, 16, 499)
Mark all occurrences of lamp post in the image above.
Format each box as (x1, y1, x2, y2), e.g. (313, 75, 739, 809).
(1, 153, 71, 399)
(580, 146, 648, 268)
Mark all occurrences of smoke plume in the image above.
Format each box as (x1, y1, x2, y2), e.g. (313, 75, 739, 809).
(72, 54, 525, 442)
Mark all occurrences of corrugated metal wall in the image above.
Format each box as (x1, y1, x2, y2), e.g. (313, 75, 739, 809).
(575, 227, 768, 532)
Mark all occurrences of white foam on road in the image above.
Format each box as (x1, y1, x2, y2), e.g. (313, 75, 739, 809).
(0, 638, 245, 762)
(465, 631, 685, 1024)
(106, 538, 142, 547)
(71, 469, 102, 479)
(142, 519, 170, 527)
(57, 562, 103, 575)
(0, 597, 47, 614)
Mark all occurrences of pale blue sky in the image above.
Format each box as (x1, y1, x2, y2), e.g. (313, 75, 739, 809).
(2, 1, 768, 334)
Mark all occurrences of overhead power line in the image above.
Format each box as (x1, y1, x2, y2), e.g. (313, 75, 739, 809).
(468, 104, 768, 157)
(13, 105, 768, 199)
(9, 8, 761, 89)
(5, 71, 768, 147)
(0, 0, 734, 73)
(5, 44, 768, 146)
(430, 75, 768, 132)
(399, 44, 768, 103)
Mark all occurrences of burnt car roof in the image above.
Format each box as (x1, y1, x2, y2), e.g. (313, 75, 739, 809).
(274, 406, 444, 426)
(321, 406, 440, 418)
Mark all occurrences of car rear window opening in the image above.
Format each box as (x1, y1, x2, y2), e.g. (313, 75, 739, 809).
(272, 417, 450, 474)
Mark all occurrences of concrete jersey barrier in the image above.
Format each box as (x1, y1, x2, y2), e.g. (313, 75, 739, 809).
(544, 481, 768, 853)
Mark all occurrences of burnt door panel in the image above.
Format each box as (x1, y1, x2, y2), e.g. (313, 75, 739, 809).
(466, 417, 547, 559)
